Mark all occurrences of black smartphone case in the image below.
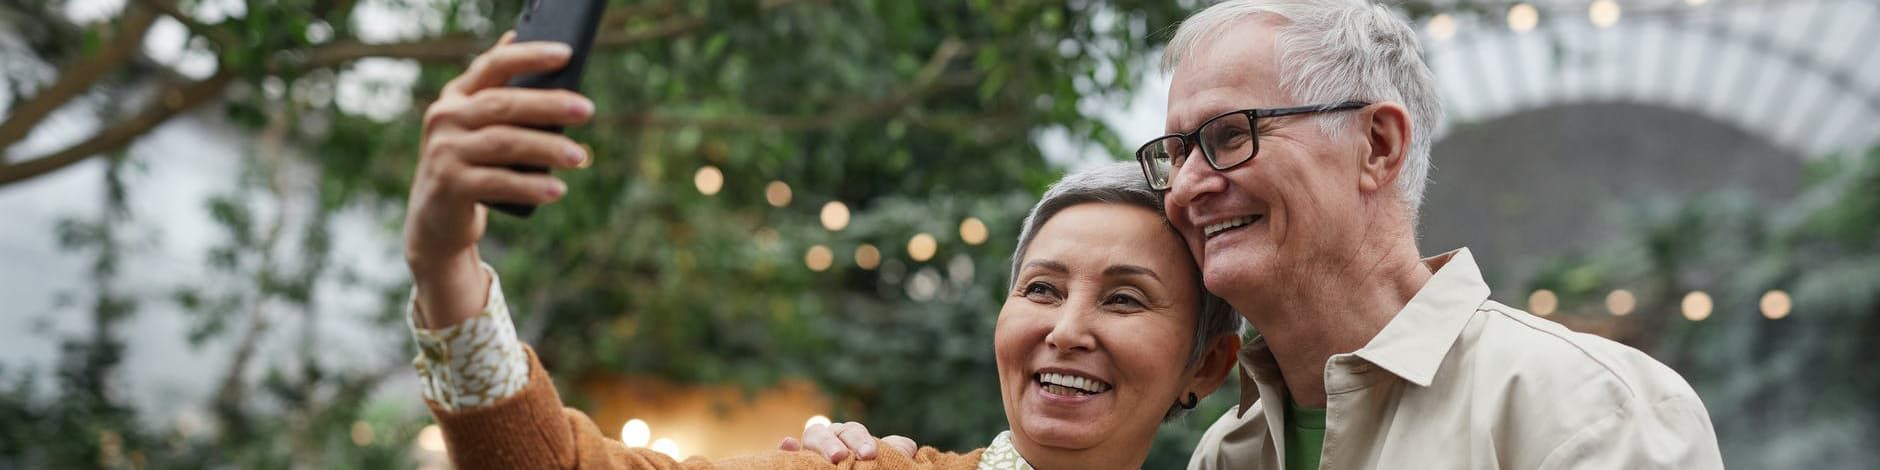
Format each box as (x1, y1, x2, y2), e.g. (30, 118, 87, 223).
(488, 0, 607, 218)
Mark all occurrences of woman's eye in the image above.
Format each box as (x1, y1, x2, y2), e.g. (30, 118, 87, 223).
(1105, 293, 1146, 310)
(1023, 282, 1061, 301)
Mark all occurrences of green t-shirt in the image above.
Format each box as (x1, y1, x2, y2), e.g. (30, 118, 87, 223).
(1284, 401, 1326, 470)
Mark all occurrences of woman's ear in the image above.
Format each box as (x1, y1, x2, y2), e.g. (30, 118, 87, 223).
(1187, 334, 1243, 398)
(1357, 102, 1412, 195)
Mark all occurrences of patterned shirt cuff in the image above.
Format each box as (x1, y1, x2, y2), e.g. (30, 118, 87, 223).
(408, 262, 530, 411)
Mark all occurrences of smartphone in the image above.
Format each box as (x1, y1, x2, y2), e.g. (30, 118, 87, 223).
(487, 0, 608, 218)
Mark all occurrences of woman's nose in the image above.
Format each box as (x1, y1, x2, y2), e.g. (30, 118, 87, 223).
(1044, 306, 1097, 353)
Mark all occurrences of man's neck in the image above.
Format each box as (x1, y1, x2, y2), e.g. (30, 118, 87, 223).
(1236, 229, 1432, 409)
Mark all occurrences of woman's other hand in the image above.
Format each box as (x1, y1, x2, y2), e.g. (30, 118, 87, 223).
(403, 32, 595, 328)
(779, 421, 917, 463)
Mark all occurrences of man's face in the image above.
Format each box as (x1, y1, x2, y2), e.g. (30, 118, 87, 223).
(1162, 19, 1369, 299)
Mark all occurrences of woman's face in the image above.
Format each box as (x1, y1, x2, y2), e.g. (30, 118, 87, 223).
(996, 202, 1205, 466)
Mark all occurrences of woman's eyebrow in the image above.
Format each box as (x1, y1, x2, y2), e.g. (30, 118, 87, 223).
(1021, 259, 1069, 274)
(1103, 264, 1161, 281)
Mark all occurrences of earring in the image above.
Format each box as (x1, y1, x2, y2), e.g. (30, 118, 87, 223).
(1178, 392, 1199, 410)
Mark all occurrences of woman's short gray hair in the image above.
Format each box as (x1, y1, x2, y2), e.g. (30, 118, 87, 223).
(1161, 0, 1444, 218)
(1008, 162, 1242, 420)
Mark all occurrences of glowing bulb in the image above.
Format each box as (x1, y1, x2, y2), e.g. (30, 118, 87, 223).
(908, 233, 937, 262)
(855, 244, 881, 270)
(620, 419, 651, 448)
(1527, 289, 1558, 316)
(805, 245, 834, 272)
(1760, 290, 1791, 319)
(1428, 13, 1457, 41)
(417, 424, 446, 453)
(1681, 291, 1712, 321)
(820, 202, 850, 231)
(651, 438, 680, 459)
(765, 181, 793, 207)
(1589, 0, 1621, 28)
(959, 217, 988, 245)
(693, 166, 724, 196)
(805, 415, 832, 430)
(1686, 0, 1708, 6)
(1508, 3, 1539, 33)
(1605, 289, 1636, 316)
(351, 421, 374, 447)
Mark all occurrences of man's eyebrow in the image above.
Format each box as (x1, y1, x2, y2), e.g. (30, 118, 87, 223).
(1104, 264, 1162, 281)
(1021, 259, 1069, 274)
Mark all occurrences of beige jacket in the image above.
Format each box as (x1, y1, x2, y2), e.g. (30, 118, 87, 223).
(1189, 249, 1722, 469)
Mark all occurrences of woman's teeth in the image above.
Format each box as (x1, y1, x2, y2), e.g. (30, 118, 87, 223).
(1203, 215, 1260, 237)
(1039, 372, 1111, 395)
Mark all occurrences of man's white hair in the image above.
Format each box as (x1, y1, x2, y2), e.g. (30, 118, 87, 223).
(1162, 0, 1444, 218)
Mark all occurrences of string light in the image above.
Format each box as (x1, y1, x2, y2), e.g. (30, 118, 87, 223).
(804, 415, 832, 430)
(1681, 291, 1712, 321)
(805, 245, 834, 272)
(1605, 289, 1636, 316)
(1527, 289, 1558, 316)
(855, 244, 881, 270)
(651, 438, 681, 459)
(1428, 13, 1457, 41)
(1508, 3, 1539, 33)
(1760, 290, 1792, 320)
(908, 233, 938, 262)
(351, 421, 374, 447)
(959, 217, 988, 245)
(1589, 0, 1621, 28)
(765, 181, 793, 207)
(621, 419, 651, 448)
(417, 424, 446, 453)
(693, 166, 724, 196)
(820, 202, 850, 231)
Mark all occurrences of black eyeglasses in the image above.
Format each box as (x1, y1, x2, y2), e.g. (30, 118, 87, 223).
(1134, 101, 1370, 191)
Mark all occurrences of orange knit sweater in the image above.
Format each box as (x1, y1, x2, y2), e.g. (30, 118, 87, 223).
(426, 346, 987, 469)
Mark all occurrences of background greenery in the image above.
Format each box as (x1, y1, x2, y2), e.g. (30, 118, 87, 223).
(0, 0, 1874, 468)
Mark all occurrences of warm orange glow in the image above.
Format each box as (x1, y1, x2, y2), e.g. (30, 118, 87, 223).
(1605, 289, 1636, 316)
(805, 245, 834, 272)
(765, 181, 792, 207)
(1761, 290, 1792, 319)
(908, 233, 937, 262)
(417, 424, 445, 453)
(1508, 3, 1539, 32)
(820, 202, 850, 231)
(1527, 289, 1558, 316)
(959, 217, 988, 245)
(693, 166, 724, 196)
(1681, 291, 1712, 321)
(854, 244, 881, 270)
(1589, 0, 1621, 28)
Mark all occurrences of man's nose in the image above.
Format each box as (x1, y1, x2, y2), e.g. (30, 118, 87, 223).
(1167, 146, 1226, 207)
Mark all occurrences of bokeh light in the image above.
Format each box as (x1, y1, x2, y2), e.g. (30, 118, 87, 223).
(805, 245, 834, 272)
(1508, 3, 1539, 33)
(1606, 289, 1636, 316)
(1761, 290, 1792, 320)
(1427, 13, 1457, 41)
(1589, 0, 1621, 28)
(1527, 289, 1558, 316)
(854, 244, 881, 270)
(820, 202, 850, 231)
(1681, 291, 1712, 321)
(621, 419, 651, 447)
(959, 217, 988, 245)
(908, 233, 937, 262)
(765, 181, 792, 207)
(694, 166, 724, 196)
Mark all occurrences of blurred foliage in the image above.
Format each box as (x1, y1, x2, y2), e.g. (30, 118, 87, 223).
(1, 0, 1262, 466)
(1524, 146, 1880, 469)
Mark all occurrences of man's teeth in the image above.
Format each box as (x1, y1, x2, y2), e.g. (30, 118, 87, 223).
(1039, 372, 1111, 394)
(1203, 216, 1259, 237)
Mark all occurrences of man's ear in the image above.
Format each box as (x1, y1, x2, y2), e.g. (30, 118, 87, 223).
(1188, 333, 1243, 398)
(1357, 102, 1413, 195)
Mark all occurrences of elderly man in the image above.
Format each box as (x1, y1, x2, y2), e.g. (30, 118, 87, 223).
(801, 0, 1723, 468)
(1136, 0, 1722, 468)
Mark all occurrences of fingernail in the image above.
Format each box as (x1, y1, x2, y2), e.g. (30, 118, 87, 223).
(564, 144, 588, 167)
(569, 99, 593, 117)
(542, 43, 572, 57)
(546, 180, 566, 198)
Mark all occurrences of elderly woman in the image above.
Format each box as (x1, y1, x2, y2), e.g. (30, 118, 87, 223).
(403, 37, 1242, 469)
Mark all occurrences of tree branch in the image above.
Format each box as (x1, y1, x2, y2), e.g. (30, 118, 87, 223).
(0, 72, 235, 186)
(0, 3, 159, 154)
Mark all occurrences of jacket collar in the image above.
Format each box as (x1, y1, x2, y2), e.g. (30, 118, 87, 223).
(1235, 248, 1490, 411)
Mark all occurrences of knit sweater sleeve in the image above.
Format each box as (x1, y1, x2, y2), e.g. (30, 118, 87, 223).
(424, 345, 990, 469)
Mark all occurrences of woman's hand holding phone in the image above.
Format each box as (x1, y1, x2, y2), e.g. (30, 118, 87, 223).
(403, 33, 595, 329)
